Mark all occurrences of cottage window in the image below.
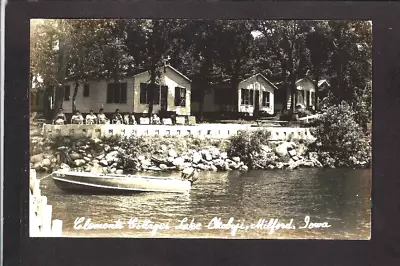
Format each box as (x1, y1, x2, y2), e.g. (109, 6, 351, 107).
(175, 87, 186, 107)
(305, 91, 310, 107)
(64, 85, 70, 101)
(83, 84, 90, 97)
(262, 91, 270, 107)
(311, 91, 315, 106)
(140, 83, 162, 105)
(241, 88, 251, 105)
(107, 82, 127, 104)
(249, 89, 254, 105)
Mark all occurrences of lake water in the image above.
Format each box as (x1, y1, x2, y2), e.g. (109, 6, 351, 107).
(38, 168, 371, 239)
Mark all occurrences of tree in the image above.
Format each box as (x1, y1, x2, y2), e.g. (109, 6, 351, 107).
(257, 21, 312, 112)
(216, 20, 258, 113)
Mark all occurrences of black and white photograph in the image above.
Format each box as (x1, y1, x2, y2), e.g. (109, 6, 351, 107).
(29, 19, 372, 239)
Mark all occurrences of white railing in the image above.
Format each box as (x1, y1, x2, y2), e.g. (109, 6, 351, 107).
(42, 124, 315, 141)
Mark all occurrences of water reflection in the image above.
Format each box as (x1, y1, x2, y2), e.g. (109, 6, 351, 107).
(38, 168, 371, 239)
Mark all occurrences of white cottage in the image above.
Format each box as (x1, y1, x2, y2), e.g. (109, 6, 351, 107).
(191, 73, 278, 117)
(61, 65, 192, 115)
(285, 76, 330, 110)
(238, 73, 278, 116)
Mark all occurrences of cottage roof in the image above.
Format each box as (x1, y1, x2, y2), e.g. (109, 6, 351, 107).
(239, 73, 279, 90)
(133, 65, 192, 83)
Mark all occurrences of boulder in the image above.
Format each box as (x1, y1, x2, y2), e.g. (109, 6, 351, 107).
(209, 147, 221, 158)
(109, 168, 117, 174)
(74, 159, 86, 167)
(288, 149, 297, 157)
(308, 152, 319, 161)
(137, 155, 146, 161)
(141, 159, 152, 167)
(83, 157, 91, 162)
(60, 163, 70, 170)
(96, 154, 105, 160)
(69, 152, 82, 160)
(87, 154, 92, 158)
(192, 153, 202, 164)
(100, 159, 109, 166)
(84, 166, 92, 172)
(104, 145, 111, 152)
(42, 158, 51, 167)
(276, 162, 284, 169)
(210, 164, 218, 172)
(168, 149, 178, 158)
(274, 142, 296, 157)
(115, 169, 124, 175)
(90, 164, 103, 173)
(292, 155, 300, 161)
(172, 157, 185, 167)
(287, 159, 299, 170)
(220, 152, 228, 159)
(260, 145, 273, 154)
(32, 162, 42, 170)
(57, 146, 68, 151)
(159, 164, 168, 170)
(239, 165, 248, 171)
(232, 157, 241, 163)
(267, 164, 275, 170)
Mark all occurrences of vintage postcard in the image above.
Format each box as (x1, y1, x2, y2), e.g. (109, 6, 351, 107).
(29, 19, 371, 239)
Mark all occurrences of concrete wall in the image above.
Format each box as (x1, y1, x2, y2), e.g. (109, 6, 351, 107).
(42, 124, 315, 141)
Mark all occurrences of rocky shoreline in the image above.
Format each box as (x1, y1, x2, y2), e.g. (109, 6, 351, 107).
(30, 135, 324, 175)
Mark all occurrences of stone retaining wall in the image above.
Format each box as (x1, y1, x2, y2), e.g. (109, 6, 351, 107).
(42, 124, 315, 141)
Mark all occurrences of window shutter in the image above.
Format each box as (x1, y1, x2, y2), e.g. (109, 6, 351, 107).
(140, 83, 147, 104)
(154, 85, 160, 104)
(174, 87, 180, 106)
(83, 84, 90, 97)
(250, 90, 254, 105)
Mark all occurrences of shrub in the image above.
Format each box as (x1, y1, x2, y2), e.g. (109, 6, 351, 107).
(310, 101, 371, 167)
(227, 129, 271, 166)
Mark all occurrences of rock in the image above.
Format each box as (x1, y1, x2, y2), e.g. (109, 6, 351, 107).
(168, 149, 178, 158)
(210, 164, 218, 171)
(141, 159, 152, 167)
(109, 168, 117, 174)
(93, 138, 102, 144)
(276, 162, 284, 169)
(159, 164, 168, 170)
(92, 159, 99, 164)
(209, 147, 220, 158)
(183, 162, 192, 168)
(84, 165, 92, 172)
(138, 155, 146, 161)
(100, 159, 109, 166)
(90, 164, 103, 173)
(111, 162, 118, 168)
(173, 157, 185, 167)
(267, 164, 275, 170)
(167, 157, 175, 163)
(229, 162, 239, 169)
(232, 157, 241, 163)
(292, 155, 299, 161)
(57, 146, 68, 151)
(239, 165, 248, 171)
(31, 154, 44, 164)
(74, 159, 86, 167)
(220, 152, 228, 159)
(96, 154, 105, 160)
(147, 166, 161, 171)
(69, 152, 81, 160)
(42, 158, 51, 167)
(224, 162, 231, 171)
(116, 169, 124, 175)
(275, 142, 292, 157)
(311, 159, 323, 168)
(78, 149, 86, 154)
(87, 154, 93, 158)
(197, 164, 206, 170)
(60, 163, 70, 170)
(33, 162, 42, 170)
(260, 145, 273, 154)
(192, 153, 202, 164)
(83, 157, 91, 162)
(161, 144, 167, 152)
(288, 149, 297, 157)
(287, 159, 299, 170)
(104, 145, 111, 152)
(308, 152, 319, 161)
(102, 167, 109, 173)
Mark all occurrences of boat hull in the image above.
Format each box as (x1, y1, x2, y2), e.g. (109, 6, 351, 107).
(52, 171, 192, 194)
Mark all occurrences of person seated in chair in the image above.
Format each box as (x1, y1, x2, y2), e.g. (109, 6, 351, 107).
(85, 110, 97, 125)
(124, 111, 137, 125)
(54, 108, 66, 125)
(71, 110, 84, 124)
(151, 113, 161, 125)
(112, 109, 123, 125)
(97, 108, 108, 124)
